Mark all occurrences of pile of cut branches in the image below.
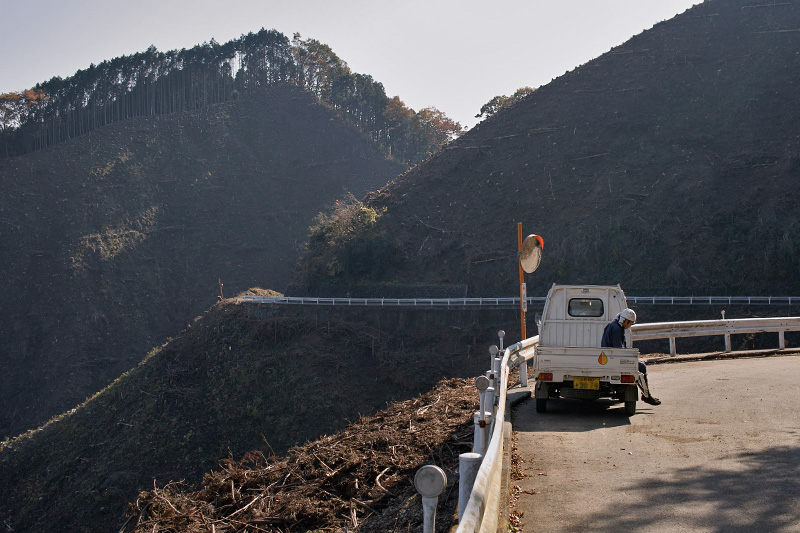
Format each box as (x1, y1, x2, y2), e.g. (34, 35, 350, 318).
(124, 377, 478, 532)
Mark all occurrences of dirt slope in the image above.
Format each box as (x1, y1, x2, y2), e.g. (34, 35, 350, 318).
(0, 84, 406, 439)
(123, 376, 482, 533)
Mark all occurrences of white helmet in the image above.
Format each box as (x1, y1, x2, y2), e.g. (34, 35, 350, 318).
(619, 308, 637, 323)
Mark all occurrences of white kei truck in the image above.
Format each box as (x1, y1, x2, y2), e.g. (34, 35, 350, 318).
(533, 284, 640, 415)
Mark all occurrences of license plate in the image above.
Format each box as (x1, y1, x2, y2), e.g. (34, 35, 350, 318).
(573, 377, 600, 390)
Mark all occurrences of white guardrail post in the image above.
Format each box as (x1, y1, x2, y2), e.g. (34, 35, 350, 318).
(517, 329, 529, 387)
(459, 453, 482, 523)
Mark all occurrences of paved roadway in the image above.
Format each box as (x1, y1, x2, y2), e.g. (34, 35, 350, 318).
(511, 354, 800, 532)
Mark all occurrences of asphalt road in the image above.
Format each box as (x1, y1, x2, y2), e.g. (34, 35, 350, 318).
(511, 354, 800, 532)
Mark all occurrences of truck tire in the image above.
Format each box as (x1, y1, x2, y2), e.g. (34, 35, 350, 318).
(536, 398, 547, 413)
(624, 400, 636, 416)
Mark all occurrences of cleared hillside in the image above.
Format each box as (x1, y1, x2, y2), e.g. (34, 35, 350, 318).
(0, 83, 406, 439)
(0, 294, 495, 531)
(299, 0, 800, 302)
(122, 375, 480, 533)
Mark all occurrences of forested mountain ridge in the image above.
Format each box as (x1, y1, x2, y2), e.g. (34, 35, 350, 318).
(0, 83, 405, 439)
(297, 0, 800, 301)
(0, 30, 462, 164)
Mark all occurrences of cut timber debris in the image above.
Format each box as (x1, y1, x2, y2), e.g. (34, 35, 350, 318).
(123, 377, 480, 532)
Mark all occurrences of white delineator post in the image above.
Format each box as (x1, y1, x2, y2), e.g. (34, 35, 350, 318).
(473, 376, 492, 455)
(415, 465, 447, 533)
(477, 376, 489, 417)
(486, 344, 500, 387)
(493, 356, 502, 404)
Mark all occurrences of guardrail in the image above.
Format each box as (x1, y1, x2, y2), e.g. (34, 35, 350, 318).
(241, 295, 800, 308)
(631, 316, 800, 355)
(240, 295, 533, 308)
(456, 335, 538, 533)
(628, 296, 799, 305)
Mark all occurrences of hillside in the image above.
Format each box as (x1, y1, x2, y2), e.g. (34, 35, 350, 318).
(299, 0, 800, 302)
(0, 83, 406, 439)
(0, 294, 496, 531)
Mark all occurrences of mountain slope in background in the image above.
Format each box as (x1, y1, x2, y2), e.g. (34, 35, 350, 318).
(0, 83, 405, 438)
(301, 0, 800, 300)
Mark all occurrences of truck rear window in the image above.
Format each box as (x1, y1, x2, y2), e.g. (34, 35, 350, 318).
(568, 298, 604, 317)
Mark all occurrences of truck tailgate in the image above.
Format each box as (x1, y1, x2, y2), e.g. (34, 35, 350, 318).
(534, 346, 639, 377)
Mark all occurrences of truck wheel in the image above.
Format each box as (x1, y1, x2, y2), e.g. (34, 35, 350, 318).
(624, 400, 636, 416)
(536, 399, 547, 413)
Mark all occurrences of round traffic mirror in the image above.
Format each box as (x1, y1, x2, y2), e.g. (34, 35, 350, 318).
(520, 234, 544, 273)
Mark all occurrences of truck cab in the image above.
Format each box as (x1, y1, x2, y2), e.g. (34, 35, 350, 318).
(533, 284, 640, 415)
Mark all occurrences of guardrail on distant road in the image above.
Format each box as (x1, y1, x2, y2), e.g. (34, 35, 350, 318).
(240, 295, 534, 308)
(241, 295, 800, 308)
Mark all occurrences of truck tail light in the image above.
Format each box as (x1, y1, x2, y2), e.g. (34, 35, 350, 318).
(538, 372, 553, 381)
(621, 375, 635, 383)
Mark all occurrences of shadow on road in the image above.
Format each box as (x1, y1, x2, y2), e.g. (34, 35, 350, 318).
(513, 398, 635, 432)
(583, 444, 800, 532)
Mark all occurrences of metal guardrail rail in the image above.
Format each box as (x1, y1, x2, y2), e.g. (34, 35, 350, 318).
(456, 336, 538, 533)
(627, 296, 800, 305)
(240, 295, 534, 308)
(241, 295, 800, 308)
(632, 316, 800, 355)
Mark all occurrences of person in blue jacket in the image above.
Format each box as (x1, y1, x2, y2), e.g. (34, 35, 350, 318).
(602, 308, 661, 405)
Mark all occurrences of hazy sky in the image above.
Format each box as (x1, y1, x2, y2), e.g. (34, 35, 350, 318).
(1, 0, 702, 129)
